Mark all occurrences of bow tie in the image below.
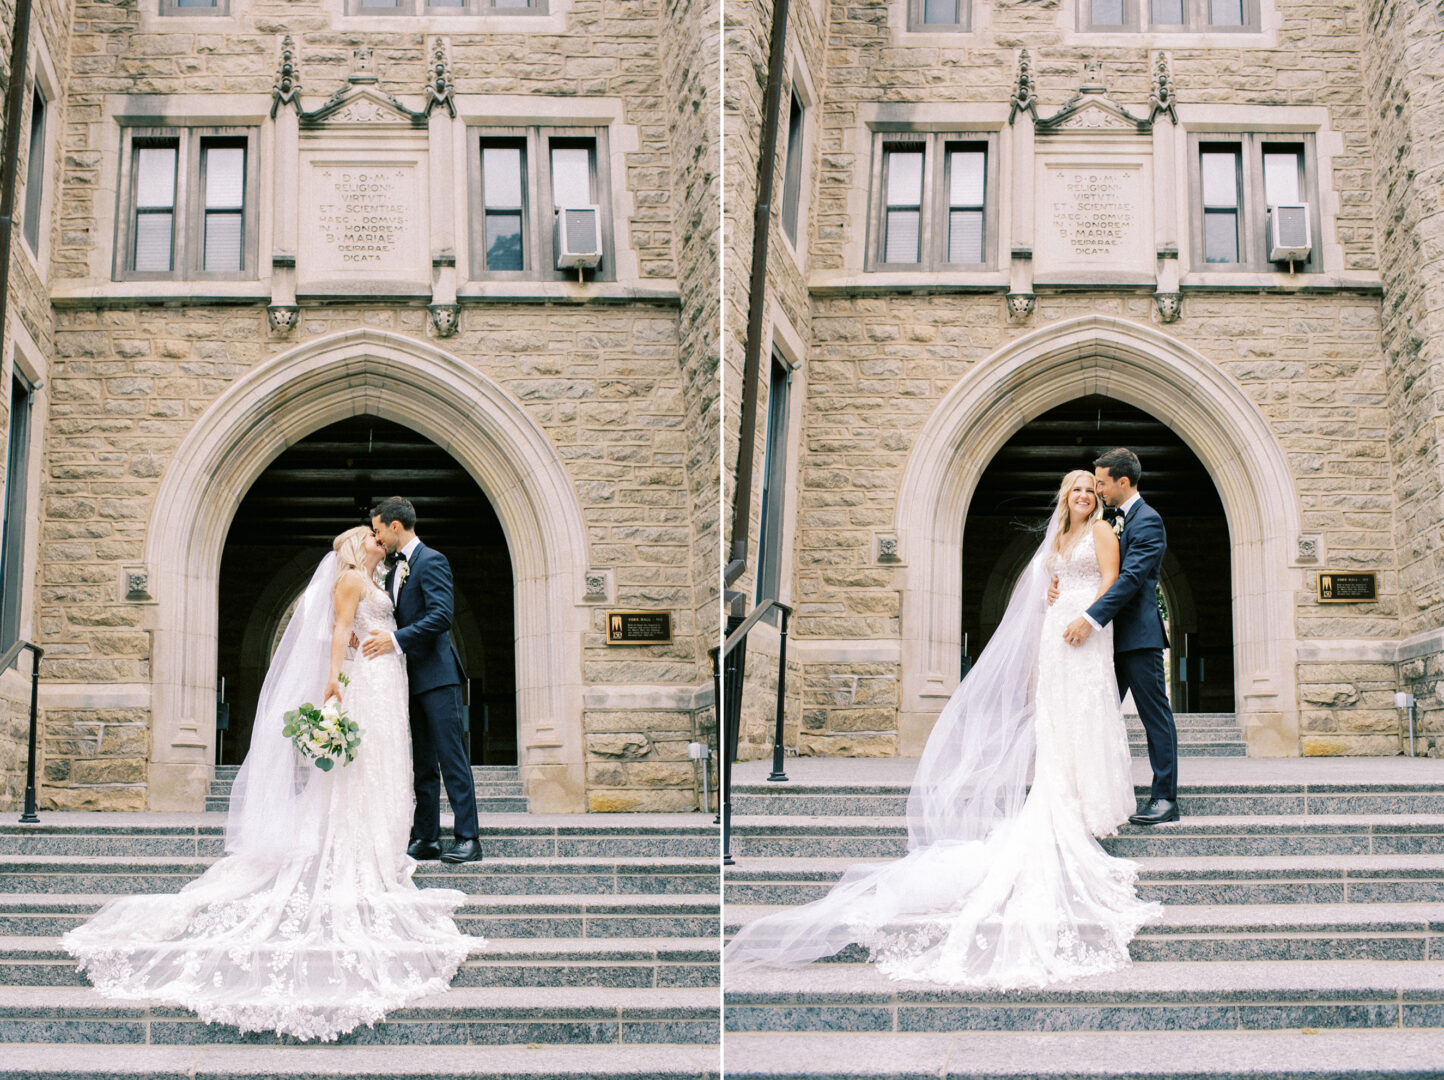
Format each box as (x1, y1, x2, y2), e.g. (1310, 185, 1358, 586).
(1103, 507, 1122, 522)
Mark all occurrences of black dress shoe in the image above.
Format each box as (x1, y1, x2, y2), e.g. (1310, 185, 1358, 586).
(1129, 798, 1179, 826)
(440, 838, 482, 864)
(407, 839, 443, 860)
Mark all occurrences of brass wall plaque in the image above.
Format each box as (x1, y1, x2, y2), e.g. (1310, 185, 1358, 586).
(1317, 572, 1377, 603)
(606, 611, 673, 645)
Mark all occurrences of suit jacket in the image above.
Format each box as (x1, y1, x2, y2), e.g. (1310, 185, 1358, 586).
(387, 541, 467, 695)
(1084, 497, 1170, 652)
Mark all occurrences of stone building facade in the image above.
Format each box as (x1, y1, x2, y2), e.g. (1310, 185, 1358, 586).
(725, 0, 1442, 761)
(0, 0, 719, 814)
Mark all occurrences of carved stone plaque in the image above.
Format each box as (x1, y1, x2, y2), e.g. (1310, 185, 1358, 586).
(1035, 160, 1152, 278)
(299, 155, 429, 289)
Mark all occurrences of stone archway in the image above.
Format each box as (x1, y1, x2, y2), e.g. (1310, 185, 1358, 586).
(143, 328, 590, 812)
(895, 315, 1301, 758)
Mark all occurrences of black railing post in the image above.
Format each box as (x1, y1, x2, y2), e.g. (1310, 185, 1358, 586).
(20, 645, 40, 823)
(721, 634, 739, 866)
(767, 605, 791, 782)
(708, 645, 721, 822)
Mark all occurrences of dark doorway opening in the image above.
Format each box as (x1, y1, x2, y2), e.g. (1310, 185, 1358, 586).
(962, 395, 1234, 713)
(215, 415, 518, 766)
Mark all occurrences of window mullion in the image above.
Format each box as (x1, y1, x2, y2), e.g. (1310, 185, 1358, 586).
(1243, 134, 1267, 270)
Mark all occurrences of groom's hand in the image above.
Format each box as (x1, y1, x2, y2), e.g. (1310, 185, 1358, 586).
(361, 630, 395, 658)
(1063, 616, 1093, 647)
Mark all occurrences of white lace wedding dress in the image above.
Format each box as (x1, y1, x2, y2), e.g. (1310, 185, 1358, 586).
(725, 523, 1162, 988)
(63, 570, 485, 1041)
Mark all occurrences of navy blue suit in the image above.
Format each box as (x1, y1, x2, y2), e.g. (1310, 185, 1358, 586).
(388, 541, 479, 843)
(1085, 497, 1178, 801)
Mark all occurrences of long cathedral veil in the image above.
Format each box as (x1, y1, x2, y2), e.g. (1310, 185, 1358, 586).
(224, 551, 339, 860)
(724, 515, 1062, 967)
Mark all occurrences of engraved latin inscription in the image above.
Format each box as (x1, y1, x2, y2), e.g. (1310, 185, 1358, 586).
(1050, 168, 1139, 258)
(317, 168, 410, 264)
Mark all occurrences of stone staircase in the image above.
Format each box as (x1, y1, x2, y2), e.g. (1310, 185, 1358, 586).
(0, 804, 720, 1078)
(207, 764, 531, 814)
(1127, 711, 1246, 757)
(723, 756, 1444, 1078)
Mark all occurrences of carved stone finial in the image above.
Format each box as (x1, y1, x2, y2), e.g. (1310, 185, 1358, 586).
(268, 305, 299, 334)
(271, 35, 301, 118)
(1006, 293, 1036, 322)
(429, 303, 460, 338)
(1149, 53, 1178, 125)
(1154, 291, 1181, 323)
(425, 38, 456, 119)
(1008, 48, 1038, 125)
(349, 46, 377, 83)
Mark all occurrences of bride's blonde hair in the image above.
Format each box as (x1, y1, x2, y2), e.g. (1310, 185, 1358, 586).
(1051, 469, 1102, 555)
(333, 526, 372, 577)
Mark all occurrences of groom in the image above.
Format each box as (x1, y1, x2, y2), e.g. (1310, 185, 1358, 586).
(364, 496, 482, 863)
(1060, 448, 1180, 826)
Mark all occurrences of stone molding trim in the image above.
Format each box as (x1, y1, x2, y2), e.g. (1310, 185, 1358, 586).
(893, 314, 1302, 758)
(141, 328, 591, 812)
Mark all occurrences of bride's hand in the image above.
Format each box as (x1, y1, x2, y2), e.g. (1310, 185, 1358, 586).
(1047, 577, 1059, 606)
(324, 678, 344, 704)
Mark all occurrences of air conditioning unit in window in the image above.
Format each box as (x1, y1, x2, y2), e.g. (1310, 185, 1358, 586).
(555, 206, 603, 270)
(1268, 204, 1311, 263)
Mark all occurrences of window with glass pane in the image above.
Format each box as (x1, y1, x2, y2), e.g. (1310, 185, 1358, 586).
(1201, 148, 1241, 263)
(755, 355, 791, 613)
(923, 0, 959, 24)
(550, 142, 594, 209)
(882, 146, 924, 264)
(780, 92, 805, 245)
(481, 141, 526, 271)
(1263, 147, 1303, 207)
(492, 0, 534, 6)
(945, 146, 985, 264)
(201, 141, 245, 273)
(1151, 0, 1183, 22)
(176, 0, 218, 6)
(22, 87, 45, 254)
(133, 142, 178, 272)
(1090, 0, 1125, 25)
(0, 377, 33, 651)
(1208, 0, 1243, 25)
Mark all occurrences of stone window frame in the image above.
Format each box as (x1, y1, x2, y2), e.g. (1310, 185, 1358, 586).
(112, 125, 261, 284)
(779, 89, 807, 249)
(754, 348, 794, 619)
(159, 0, 230, 15)
(1185, 130, 1322, 275)
(465, 124, 616, 283)
(345, 0, 548, 15)
(18, 33, 58, 280)
(0, 321, 45, 655)
(1077, 0, 1260, 32)
(906, 0, 971, 33)
(863, 129, 999, 274)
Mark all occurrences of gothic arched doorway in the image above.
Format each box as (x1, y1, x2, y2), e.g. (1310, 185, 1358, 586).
(963, 395, 1234, 714)
(214, 415, 518, 768)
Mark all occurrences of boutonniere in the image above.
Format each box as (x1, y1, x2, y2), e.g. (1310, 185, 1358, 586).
(395, 562, 410, 591)
(1110, 515, 1126, 538)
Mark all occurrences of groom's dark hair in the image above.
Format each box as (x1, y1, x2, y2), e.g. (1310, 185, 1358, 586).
(370, 496, 417, 530)
(1094, 447, 1142, 486)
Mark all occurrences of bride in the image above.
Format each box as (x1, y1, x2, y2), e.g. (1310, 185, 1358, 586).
(725, 470, 1162, 987)
(63, 526, 485, 1041)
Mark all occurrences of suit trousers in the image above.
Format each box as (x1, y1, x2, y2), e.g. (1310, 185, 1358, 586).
(408, 683, 480, 843)
(1114, 647, 1178, 801)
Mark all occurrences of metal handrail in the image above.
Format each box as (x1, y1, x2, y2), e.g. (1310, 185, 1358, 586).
(1, 640, 44, 824)
(720, 599, 792, 865)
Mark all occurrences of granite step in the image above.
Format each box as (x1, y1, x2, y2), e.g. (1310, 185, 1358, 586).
(721, 1029, 1444, 1078)
(0, 985, 718, 1046)
(725, 902, 1444, 963)
(724, 854, 1444, 906)
(206, 781, 527, 797)
(206, 794, 531, 812)
(727, 814, 1444, 860)
(0, 1042, 720, 1078)
(722, 959, 1444, 1034)
(0, 936, 721, 989)
(730, 782, 1444, 818)
(208, 765, 522, 781)
(0, 855, 720, 897)
(1130, 741, 1247, 757)
(0, 892, 722, 939)
(0, 818, 719, 860)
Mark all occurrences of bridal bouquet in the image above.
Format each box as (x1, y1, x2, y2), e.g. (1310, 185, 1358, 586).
(282, 674, 362, 771)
